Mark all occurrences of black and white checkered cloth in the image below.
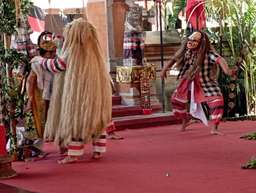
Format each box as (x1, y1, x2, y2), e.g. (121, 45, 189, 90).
(177, 50, 222, 97)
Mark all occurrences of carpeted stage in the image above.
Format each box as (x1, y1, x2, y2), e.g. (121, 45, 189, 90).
(2, 121, 256, 193)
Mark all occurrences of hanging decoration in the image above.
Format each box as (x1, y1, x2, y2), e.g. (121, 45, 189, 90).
(186, 0, 206, 30)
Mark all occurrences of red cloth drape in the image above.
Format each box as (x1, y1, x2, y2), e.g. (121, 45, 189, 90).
(0, 125, 7, 156)
(28, 5, 45, 32)
(186, 0, 206, 30)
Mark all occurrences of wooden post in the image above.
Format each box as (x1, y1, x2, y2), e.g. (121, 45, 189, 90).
(157, 0, 165, 112)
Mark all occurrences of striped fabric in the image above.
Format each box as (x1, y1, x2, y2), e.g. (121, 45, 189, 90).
(92, 131, 107, 153)
(123, 31, 144, 66)
(208, 97, 224, 125)
(68, 141, 84, 157)
(67, 131, 107, 156)
(15, 16, 37, 58)
(41, 57, 67, 73)
(171, 78, 190, 119)
(172, 97, 188, 117)
(172, 94, 224, 126)
(172, 60, 225, 126)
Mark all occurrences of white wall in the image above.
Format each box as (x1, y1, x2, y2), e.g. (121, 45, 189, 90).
(32, 0, 87, 9)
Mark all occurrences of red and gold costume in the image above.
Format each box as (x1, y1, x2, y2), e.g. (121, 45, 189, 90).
(161, 31, 236, 133)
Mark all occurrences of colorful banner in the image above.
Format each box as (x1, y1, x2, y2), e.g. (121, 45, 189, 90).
(28, 5, 45, 32)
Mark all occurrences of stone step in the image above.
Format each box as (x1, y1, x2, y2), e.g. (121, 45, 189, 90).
(112, 95, 121, 106)
(112, 104, 162, 117)
(113, 112, 180, 130)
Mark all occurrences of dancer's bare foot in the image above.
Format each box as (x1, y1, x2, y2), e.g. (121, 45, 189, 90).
(58, 156, 79, 164)
(107, 132, 124, 140)
(210, 125, 224, 135)
(210, 130, 224, 135)
(92, 152, 102, 160)
(180, 118, 198, 131)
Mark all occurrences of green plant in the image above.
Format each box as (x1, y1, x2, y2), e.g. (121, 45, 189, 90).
(240, 132, 256, 140)
(0, 0, 33, 35)
(0, 0, 16, 34)
(0, 0, 33, 154)
(0, 47, 29, 154)
(241, 158, 256, 169)
(163, 0, 186, 30)
(207, 0, 256, 115)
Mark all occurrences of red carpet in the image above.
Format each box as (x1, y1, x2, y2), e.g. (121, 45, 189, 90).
(2, 121, 256, 193)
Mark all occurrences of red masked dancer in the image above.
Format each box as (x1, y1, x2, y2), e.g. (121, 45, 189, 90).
(161, 31, 236, 135)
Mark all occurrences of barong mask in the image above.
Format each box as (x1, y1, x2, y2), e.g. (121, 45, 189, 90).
(187, 32, 202, 50)
(38, 31, 57, 58)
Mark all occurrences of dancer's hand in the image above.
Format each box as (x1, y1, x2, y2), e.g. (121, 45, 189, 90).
(53, 34, 64, 51)
(229, 66, 238, 79)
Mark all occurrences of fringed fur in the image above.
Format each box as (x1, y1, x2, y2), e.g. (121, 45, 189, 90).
(44, 72, 65, 141)
(44, 18, 112, 146)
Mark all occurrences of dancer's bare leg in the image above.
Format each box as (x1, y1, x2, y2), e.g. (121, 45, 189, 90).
(107, 132, 124, 140)
(180, 118, 188, 131)
(92, 131, 106, 160)
(180, 115, 198, 131)
(210, 124, 223, 135)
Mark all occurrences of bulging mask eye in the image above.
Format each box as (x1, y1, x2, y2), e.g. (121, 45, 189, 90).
(188, 38, 199, 43)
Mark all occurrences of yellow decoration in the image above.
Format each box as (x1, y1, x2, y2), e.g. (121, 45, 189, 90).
(116, 64, 156, 83)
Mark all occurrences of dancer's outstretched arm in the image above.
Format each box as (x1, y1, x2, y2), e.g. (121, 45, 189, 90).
(40, 57, 67, 73)
(216, 57, 237, 77)
(160, 58, 176, 79)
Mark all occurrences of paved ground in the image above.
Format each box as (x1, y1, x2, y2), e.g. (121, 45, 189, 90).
(3, 120, 256, 193)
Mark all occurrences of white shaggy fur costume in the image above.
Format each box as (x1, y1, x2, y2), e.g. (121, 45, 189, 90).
(33, 19, 112, 152)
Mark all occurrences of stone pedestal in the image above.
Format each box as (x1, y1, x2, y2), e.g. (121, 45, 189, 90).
(117, 83, 141, 106)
